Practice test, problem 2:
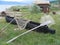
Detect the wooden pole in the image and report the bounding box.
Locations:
[6,21,51,44]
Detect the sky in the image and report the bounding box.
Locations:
[0,0,54,12]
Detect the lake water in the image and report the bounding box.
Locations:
[0,5,16,12]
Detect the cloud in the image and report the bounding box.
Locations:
[2,0,28,2]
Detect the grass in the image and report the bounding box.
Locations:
[0,13,60,45]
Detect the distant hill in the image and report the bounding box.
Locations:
[50,1,58,4]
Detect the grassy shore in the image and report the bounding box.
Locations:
[0,13,60,45]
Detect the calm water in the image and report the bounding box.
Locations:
[0,5,16,12]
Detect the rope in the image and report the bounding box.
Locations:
[6,21,51,43]
[0,18,14,33]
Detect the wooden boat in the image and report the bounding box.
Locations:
[5,16,17,24]
[5,16,55,34]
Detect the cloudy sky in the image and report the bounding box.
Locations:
[0,0,33,5]
[0,0,54,12]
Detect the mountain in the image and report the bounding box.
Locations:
[0,0,55,5]
[0,1,33,5]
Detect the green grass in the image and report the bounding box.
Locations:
[0,13,60,45]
